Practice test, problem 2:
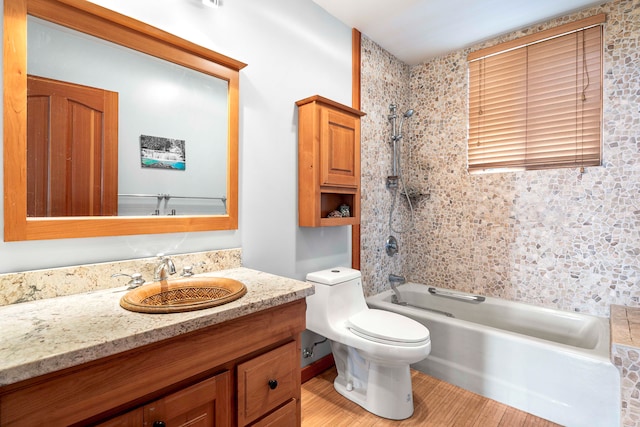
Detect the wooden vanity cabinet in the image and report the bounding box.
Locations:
[296,95,365,227]
[0,300,305,427]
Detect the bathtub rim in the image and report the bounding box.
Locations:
[366,282,612,360]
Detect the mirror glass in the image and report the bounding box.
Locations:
[27,17,228,217]
[4,0,244,241]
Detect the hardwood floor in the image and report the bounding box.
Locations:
[301,367,561,427]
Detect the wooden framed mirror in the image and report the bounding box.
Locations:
[3,0,246,241]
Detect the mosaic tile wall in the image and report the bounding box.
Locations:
[359,36,411,296]
[361,0,640,317]
[612,304,640,426]
[614,344,640,427]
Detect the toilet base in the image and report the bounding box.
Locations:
[332,347,415,420]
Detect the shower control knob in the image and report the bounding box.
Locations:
[268,379,278,390]
[385,235,399,256]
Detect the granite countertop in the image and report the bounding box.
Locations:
[0,267,313,387]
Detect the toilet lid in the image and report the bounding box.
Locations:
[347,309,430,345]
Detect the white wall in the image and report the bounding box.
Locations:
[0,0,354,276]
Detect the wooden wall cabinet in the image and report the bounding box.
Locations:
[296,95,365,227]
[0,300,305,427]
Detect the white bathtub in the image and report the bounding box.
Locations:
[366,283,620,427]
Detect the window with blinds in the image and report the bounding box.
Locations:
[467,14,604,173]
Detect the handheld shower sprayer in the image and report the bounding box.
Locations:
[389,105,414,142]
[397,109,414,141]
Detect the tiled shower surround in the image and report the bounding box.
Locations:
[360,0,640,424]
[360,0,640,317]
[359,36,411,296]
[613,305,640,426]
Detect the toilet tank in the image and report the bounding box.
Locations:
[306,267,361,286]
[305,267,368,338]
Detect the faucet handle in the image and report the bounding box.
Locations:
[181,266,194,277]
[111,272,146,289]
[129,273,145,286]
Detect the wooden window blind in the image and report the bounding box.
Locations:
[467,14,605,173]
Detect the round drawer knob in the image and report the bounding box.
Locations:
[268,379,278,390]
[152,422,166,427]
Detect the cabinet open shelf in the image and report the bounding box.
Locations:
[319,192,359,226]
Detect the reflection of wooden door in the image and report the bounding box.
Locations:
[27,75,118,217]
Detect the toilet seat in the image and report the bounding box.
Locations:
[347,309,430,347]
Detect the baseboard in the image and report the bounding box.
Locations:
[301,353,335,384]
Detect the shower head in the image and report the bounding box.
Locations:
[397,108,414,138]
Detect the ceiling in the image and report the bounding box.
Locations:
[312,0,605,65]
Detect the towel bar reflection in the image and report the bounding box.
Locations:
[118,194,227,216]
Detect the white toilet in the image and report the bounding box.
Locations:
[305,267,431,420]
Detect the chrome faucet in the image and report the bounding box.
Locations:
[154,256,176,281]
[389,274,407,305]
[389,273,406,285]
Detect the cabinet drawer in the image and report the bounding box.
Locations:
[237,341,297,425]
[250,399,297,427]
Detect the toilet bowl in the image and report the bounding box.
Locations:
[306,267,431,420]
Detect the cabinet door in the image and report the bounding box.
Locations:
[144,371,231,427]
[320,107,359,188]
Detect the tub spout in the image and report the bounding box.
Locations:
[389,274,407,305]
[389,274,406,285]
